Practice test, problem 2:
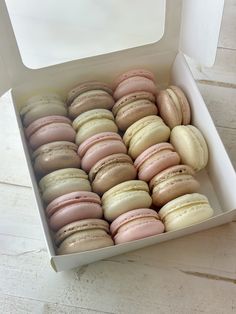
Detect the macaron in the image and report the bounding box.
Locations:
[56,219,114,255]
[159,193,214,232]
[170,125,209,171]
[112,91,158,131]
[78,132,127,172]
[102,180,152,222]
[157,86,191,129]
[39,168,91,204]
[113,69,157,100]
[110,208,165,244]
[68,89,115,119]
[113,69,156,89]
[67,81,113,105]
[45,191,103,231]
[89,153,137,195]
[134,143,181,182]
[20,93,67,127]
[25,116,76,150]
[123,115,170,159]
[32,141,80,176]
[72,109,118,145]
[149,164,200,207]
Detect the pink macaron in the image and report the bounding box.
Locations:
[113,69,156,89]
[110,208,165,244]
[45,191,103,231]
[25,116,76,150]
[134,143,181,182]
[78,132,127,172]
[113,69,158,101]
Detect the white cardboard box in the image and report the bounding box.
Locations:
[1,0,236,272]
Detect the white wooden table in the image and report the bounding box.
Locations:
[0,1,236,313]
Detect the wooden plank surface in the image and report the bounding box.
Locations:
[0,0,236,313]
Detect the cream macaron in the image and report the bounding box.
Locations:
[72,109,118,145]
[159,193,214,231]
[39,168,91,204]
[123,115,170,159]
[102,180,152,222]
[170,125,209,171]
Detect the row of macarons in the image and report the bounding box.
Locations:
[20,68,189,130]
[44,181,214,255]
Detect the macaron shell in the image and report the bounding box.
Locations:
[28,123,76,150]
[39,168,91,204]
[23,103,67,127]
[49,202,103,231]
[75,119,118,145]
[46,191,101,217]
[134,142,175,169]
[113,69,156,89]
[159,193,213,231]
[72,109,115,131]
[112,91,156,116]
[157,90,182,129]
[115,100,158,131]
[81,140,127,172]
[92,163,137,195]
[114,76,157,100]
[89,154,137,195]
[170,86,191,125]
[57,229,114,255]
[25,116,72,139]
[114,218,165,244]
[33,141,80,175]
[123,116,169,147]
[54,218,109,246]
[110,208,159,235]
[26,93,62,105]
[78,132,123,157]
[137,150,181,182]
[41,178,91,204]
[170,125,208,171]
[128,121,170,159]
[152,175,200,206]
[102,181,152,222]
[67,81,113,105]
[69,90,114,118]
[102,180,149,200]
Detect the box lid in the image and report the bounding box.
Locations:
[0,0,224,96]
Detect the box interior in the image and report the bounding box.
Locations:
[9,50,236,271]
[2,0,235,271]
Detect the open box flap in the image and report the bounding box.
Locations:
[180,0,224,66]
[0,0,28,97]
[0,0,224,96]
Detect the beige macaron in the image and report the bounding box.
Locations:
[89,153,137,195]
[157,86,191,129]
